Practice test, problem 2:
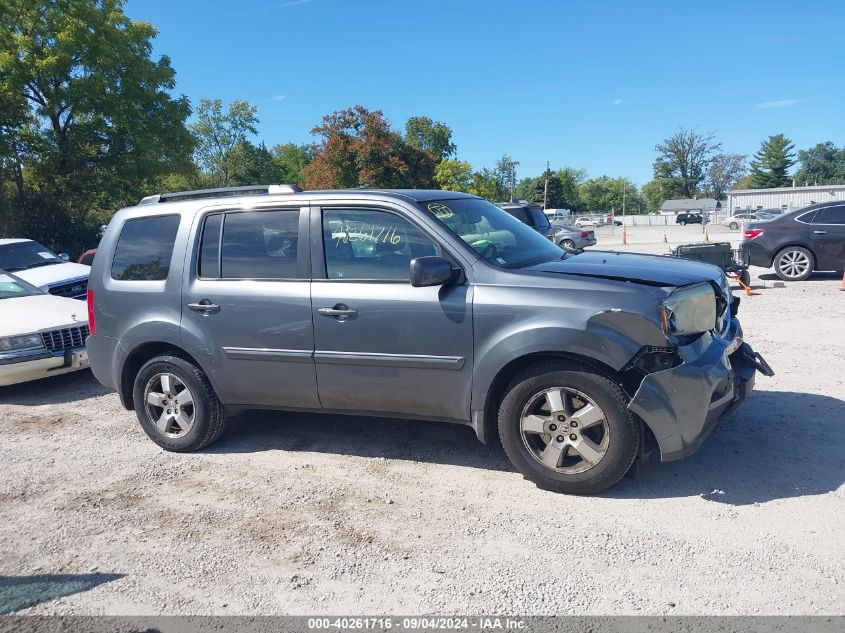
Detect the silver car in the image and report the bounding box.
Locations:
[87,185,771,494]
[551,223,597,249]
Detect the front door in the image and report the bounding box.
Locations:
[809,204,845,271]
[311,205,474,421]
[182,206,319,408]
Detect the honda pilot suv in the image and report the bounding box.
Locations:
[87,185,772,494]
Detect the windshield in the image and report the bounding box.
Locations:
[0,241,62,272]
[0,270,44,299]
[421,198,565,269]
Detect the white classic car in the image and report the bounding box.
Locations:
[0,239,90,300]
[0,270,90,387]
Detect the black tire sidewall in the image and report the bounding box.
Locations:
[133,356,214,451]
[775,246,814,281]
[498,367,639,494]
[729,222,738,230]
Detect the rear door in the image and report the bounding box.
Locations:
[809,204,845,270]
[181,205,319,408]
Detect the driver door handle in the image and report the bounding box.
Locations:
[187,300,220,314]
[813,230,828,234]
[318,304,358,320]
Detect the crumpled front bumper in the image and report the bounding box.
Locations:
[627,319,773,462]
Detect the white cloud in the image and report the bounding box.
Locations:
[757,99,799,109]
[612,98,622,106]
[271,94,287,101]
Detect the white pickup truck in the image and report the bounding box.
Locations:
[0,239,90,300]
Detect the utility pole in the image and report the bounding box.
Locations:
[622,180,627,216]
[543,161,549,209]
[510,161,516,202]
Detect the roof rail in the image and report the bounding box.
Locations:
[138,184,303,205]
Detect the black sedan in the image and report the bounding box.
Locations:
[741,202,845,281]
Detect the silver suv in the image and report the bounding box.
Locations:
[87,185,772,494]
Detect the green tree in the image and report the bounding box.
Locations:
[707,153,747,199]
[271,143,311,184]
[434,159,473,192]
[580,176,642,215]
[404,116,456,161]
[469,168,500,201]
[301,105,435,189]
[640,178,672,214]
[492,155,518,201]
[794,142,845,186]
[749,134,796,189]
[514,176,541,201]
[0,0,194,252]
[555,167,587,212]
[189,98,259,187]
[653,127,721,198]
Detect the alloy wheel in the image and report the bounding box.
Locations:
[520,387,610,475]
[778,250,811,279]
[143,373,196,438]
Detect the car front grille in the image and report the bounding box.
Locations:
[48,277,88,300]
[41,325,89,352]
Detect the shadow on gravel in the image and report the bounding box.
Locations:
[0,573,124,614]
[613,390,845,505]
[213,409,513,472]
[0,370,108,406]
[758,271,841,283]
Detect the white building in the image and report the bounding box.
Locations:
[727,184,845,213]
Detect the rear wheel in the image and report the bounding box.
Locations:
[774,246,814,281]
[133,353,227,451]
[498,362,640,495]
[729,222,739,230]
[679,220,686,226]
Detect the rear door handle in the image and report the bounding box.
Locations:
[813,230,828,235]
[318,304,358,320]
[187,300,220,314]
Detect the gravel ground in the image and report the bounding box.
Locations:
[1,234,844,616]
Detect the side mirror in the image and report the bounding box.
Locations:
[410,256,455,288]
[58,252,70,262]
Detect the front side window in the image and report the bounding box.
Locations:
[111,215,180,281]
[322,208,438,280]
[813,206,845,225]
[422,198,564,269]
[220,210,300,279]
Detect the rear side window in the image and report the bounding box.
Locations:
[220,210,300,279]
[529,209,551,228]
[813,206,845,225]
[111,215,180,281]
[198,214,223,277]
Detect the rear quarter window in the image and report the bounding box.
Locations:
[111,215,181,281]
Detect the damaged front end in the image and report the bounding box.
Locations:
[626,278,774,462]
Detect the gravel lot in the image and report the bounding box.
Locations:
[1,227,844,616]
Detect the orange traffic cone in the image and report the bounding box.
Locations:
[622,225,627,245]
[662,232,668,243]
[840,271,845,291]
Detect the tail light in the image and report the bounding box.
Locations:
[744,229,764,240]
[580,231,589,238]
[87,290,96,335]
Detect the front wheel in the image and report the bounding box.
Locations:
[729,222,738,230]
[560,239,575,249]
[774,246,814,281]
[498,362,640,495]
[679,221,686,226]
[133,353,227,451]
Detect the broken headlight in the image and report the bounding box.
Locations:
[660,283,717,342]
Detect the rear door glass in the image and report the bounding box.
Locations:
[220,210,300,279]
[111,215,180,281]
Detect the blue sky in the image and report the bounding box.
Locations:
[125,0,844,185]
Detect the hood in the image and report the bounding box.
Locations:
[13,262,90,289]
[0,294,88,337]
[524,250,722,287]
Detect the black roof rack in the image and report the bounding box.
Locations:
[138,184,302,205]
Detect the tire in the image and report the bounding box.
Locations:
[560,239,575,249]
[132,352,227,452]
[738,268,751,287]
[729,222,738,230]
[774,246,814,282]
[680,221,686,226]
[498,361,640,495]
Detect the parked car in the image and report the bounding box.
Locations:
[551,223,597,249]
[741,202,845,281]
[675,213,703,225]
[721,212,773,230]
[0,269,89,386]
[0,239,90,299]
[87,185,771,495]
[573,217,599,228]
[496,203,555,240]
[77,249,97,266]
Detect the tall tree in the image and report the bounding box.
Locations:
[404,116,456,161]
[749,134,796,189]
[0,0,194,252]
[580,176,642,214]
[301,105,435,189]
[793,142,845,186]
[530,170,565,208]
[707,153,747,199]
[189,98,259,187]
[434,159,473,192]
[555,167,587,212]
[653,127,721,198]
[271,143,312,184]
[492,155,518,201]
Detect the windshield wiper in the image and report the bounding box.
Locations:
[22,260,61,270]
